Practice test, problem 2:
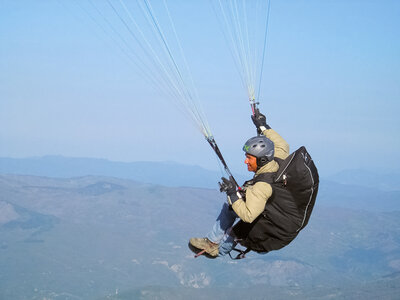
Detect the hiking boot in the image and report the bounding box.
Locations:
[189,237,219,257]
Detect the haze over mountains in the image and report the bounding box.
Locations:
[1,156,400,213]
[1,155,400,192]
[0,156,399,299]
[0,156,241,189]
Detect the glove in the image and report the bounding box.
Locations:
[219,176,241,205]
[251,108,271,134]
[219,176,236,194]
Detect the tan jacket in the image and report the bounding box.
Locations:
[232,129,289,223]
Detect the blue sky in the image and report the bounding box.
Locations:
[1,0,399,176]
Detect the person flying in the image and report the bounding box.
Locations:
[189,110,289,257]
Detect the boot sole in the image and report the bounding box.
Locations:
[188,242,218,259]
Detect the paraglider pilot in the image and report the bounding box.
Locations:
[189,110,289,257]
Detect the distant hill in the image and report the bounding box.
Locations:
[0,174,399,299]
[0,156,247,189]
[318,180,400,212]
[327,169,400,192]
[1,156,399,212]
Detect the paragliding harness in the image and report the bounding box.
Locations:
[229,146,319,260]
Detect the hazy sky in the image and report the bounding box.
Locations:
[1,0,399,176]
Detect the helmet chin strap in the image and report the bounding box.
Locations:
[256,156,271,170]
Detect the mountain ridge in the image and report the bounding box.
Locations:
[0,155,246,189]
[1,155,399,213]
[2,155,400,191]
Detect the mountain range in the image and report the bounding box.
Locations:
[1,155,400,191]
[1,155,399,214]
[0,156,245,189]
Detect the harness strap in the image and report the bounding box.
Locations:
[229,247,251,260]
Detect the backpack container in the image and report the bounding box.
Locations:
[233,146,319,253]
